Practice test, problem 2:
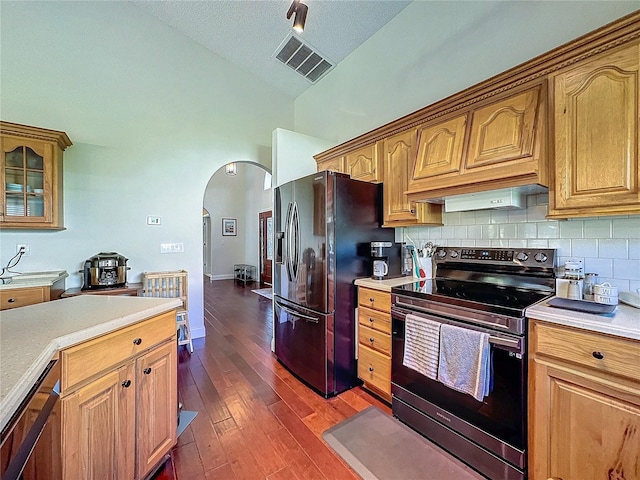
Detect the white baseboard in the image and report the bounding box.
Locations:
[208,274,234,281]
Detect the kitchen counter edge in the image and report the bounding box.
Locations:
[354,276,421,292]
[526,296,640,341]
[0,295,182,432]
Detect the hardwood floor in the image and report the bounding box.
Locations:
[153,278,391,480]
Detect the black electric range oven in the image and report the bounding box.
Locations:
[391,247,556,480]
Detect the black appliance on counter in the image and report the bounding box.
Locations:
[273,171,395,397]
[391,247,556,480]
[82,252,129,290]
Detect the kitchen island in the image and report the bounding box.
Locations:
[0,295,182,479]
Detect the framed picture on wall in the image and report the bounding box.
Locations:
[222,218,237,236]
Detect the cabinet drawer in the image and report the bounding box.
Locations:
[61,311,176,393]
[358,287,391,313]
[358,306,391,334]
[0,287,45,310]
[533,322,640,381]
[358,324,391,356]
[358,344,391,395]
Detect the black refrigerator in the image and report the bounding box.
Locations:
[273,171,395,397]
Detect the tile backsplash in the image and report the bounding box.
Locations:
[405,193,640,294]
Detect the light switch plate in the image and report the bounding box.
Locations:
[147,216,161,225]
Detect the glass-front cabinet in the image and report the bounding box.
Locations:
[1,122,71,229]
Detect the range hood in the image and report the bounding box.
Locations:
[444,187,526,213]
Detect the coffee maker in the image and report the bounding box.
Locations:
[370,242,392,279]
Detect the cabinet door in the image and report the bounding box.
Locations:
[345,142,381,182]
[316,156,345,173]
[550,42,640,217]
[135,341,177,478]
[383,130,418,224]
[1,137,53,225]
[413,114,467,179]
[62,363,135,480]
[466,88,539,169]
[531,361,640,480]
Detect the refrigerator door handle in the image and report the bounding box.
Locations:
[275,300,319,323]
[291,201,300,281]
[285,201,294,282]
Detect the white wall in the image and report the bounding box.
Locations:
[272,128,334,187]
[0,2,294,339]
[295,1,639,144]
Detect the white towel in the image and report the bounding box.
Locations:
[403,314,441,380]
[437,324,491,402]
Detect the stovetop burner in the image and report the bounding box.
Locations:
[394,278,553,318]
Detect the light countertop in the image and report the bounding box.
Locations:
[526,297,640,341]
[0,295,182,432]
[354,276,422,292]
[0,270,68,290]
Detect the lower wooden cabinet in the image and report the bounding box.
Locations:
[528,320,640,480]
[60,312,177,480]
[357,287,392,402]
[0,277,65,310]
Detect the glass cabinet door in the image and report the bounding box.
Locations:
[2,142,49,221]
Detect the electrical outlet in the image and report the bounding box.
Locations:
[16,244,30,256]
[160,243,184,254]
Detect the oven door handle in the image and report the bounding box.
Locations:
[393,300,512,332]
[392,304,523,353]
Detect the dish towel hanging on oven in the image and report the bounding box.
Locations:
[437,324,491,401]
[403,313,441,380]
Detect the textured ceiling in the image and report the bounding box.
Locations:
[132,0,411,99]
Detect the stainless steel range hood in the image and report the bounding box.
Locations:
[444,187,527,213]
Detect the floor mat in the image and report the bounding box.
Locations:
[251,287,273,300]
[322,406,485,480]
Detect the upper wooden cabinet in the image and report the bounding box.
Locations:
[547,41,640,218]
[0,121,71,229]
[383,130,442,227]
[344,142,382,183]
[316,156,345,174]
[407,84,546,199]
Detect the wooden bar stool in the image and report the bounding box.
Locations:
[140,270,193,353]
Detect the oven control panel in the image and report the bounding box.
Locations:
[434,247,555,268]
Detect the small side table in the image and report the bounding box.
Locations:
[233,264,256,286]
[61,283,142,298]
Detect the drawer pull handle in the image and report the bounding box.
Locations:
[592,351,604,360]
[369,318,374,323]
[368,366,374,372]
[369,297,374,302]
[369,337,375,343]
[143,367,152,375]
[133,338,142,345]
[7,298,16,303]
[122,380,132,388]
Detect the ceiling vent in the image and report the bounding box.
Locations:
[274,33,334,83]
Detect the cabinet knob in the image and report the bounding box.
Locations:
[369,337,375,343]
[369,317,374,323]
[592,351,604,360]
[121,380,132,388]
[143,367,152,375]
[133,338,142,345]
[369,297,374,303]
[7,298,16,303]
[368,366,374,372]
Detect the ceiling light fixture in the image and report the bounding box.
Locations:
[225,162,237,176]
[287,0,308,33]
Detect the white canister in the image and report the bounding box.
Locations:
[594,294,619,305]
[556,279,583,299]
[593,282,619,297]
